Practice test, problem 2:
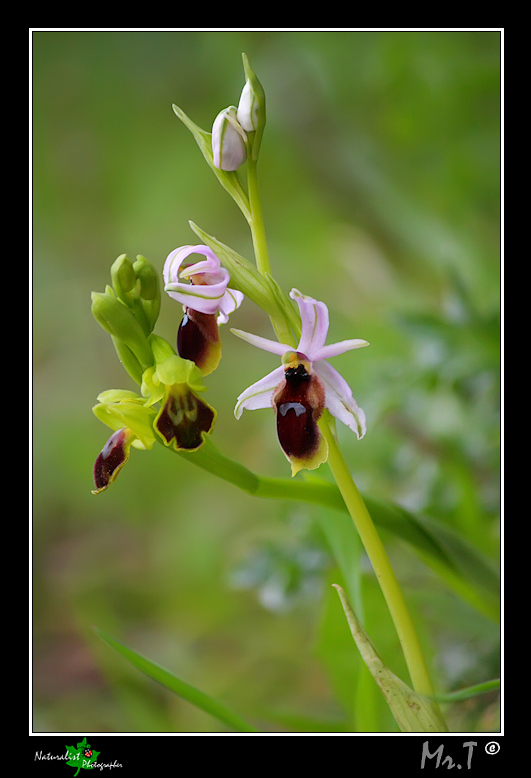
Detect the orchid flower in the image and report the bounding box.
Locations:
[232,289,369,476]
[91,389,157,494]
[163,245,244,376]
[142,348,216,454]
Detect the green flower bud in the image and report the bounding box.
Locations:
[91,290,154,370]
[107,254,161,336]
[111,254,136,302]
[133,255,159,300]
[133,255,161,333]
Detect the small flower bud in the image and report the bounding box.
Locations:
[133,255,161,333]
[212,106,247,171]
[110,254,136,301]
[133,255,159,301]
[239,53,266,160]
[237,80,259,132]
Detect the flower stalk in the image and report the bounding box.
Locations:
[319,413,440,705]
[247,156,271,279]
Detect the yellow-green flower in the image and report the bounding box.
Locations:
[142,347,216,453]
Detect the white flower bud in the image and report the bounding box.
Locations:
[237,79,259,132]
[212,106,247,171]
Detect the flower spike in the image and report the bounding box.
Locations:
[233,289,369,475]
[163,245,244,376]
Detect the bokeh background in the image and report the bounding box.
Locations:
[32,30,501,733]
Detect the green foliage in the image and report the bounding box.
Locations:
[33,30,500,733]
[94,629,257,732]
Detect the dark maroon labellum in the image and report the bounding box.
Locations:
[177,309,220,367]
[156,389,215,450]
[275,364,321,460]
[93,429,129,492]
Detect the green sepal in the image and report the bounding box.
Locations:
[141,352,206,408]
[111,336,144,386]
[96,389,142,403]
[172,104,251,222]
[148,333,177,364]
[141,335,205,404]
[93,390,157,450]
[140,366,165,406]
[157,355,206,394]
[147,334,207,393]
[91,290,154,370]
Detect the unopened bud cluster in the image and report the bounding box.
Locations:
[211,55,266,171]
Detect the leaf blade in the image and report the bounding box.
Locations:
[333,584,448,732]
[94,628,257,733]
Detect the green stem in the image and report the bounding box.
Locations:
[247,158,271,278]
[320,416,438,701]
[246,158,295,348]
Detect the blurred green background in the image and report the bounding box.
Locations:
[32,30,501,733]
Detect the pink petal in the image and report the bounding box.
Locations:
[217,288,245,324]
[165,277,229,315]
[312,338,370,361]
[231,328,291,356]
[163,245,220,287]
[313,361,367,439]
[289,289,329,357]
[234,366,285,419]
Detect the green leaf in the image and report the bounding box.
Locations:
[431,678,500,703]
[188,221,297,346]
[333,584,448,732]
[94,628,257,733]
